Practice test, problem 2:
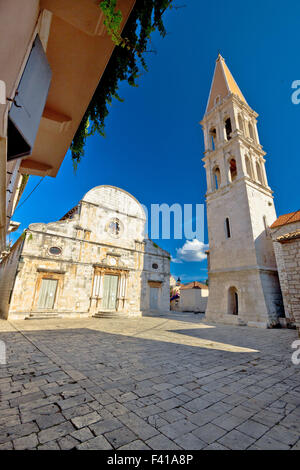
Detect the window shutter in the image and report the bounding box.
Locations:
[7,34,52,160]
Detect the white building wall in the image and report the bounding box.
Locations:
[271,220,300,324]
[178,289,208,313]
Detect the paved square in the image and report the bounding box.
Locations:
[0,312,299,450]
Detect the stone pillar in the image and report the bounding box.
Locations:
[218,153,227,187]
[251,153,258,181]
[203,123,210,151]
[204,162,212,193]
[239,148,248,177]
[217,111,226,143]
[90,271,102,313]
[234,143,245,178]
[231,106,239,136]
[116,274,123,311]
[122,274,128,312]
[253,119,260,145]
[261,159,269,187]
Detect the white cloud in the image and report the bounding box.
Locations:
[171,256,183,264]
[173,239,209,263]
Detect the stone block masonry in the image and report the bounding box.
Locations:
[0,313,299,450]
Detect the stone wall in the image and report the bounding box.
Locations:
[271,221,300,331]
[206,268,283,327]
[0,238,23,319]
[279,239,300,331]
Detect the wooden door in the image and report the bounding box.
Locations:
[102,275,118,310]
[150,287,159,310]
[37,279,58,309]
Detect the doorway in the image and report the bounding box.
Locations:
[37,279,58,309]
[228,286,239,315]
[102,274,119,310]
[150,287,159,310]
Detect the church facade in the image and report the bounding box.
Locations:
[201,55,284,328]
[0,186,170,320]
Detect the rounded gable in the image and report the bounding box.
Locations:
[81,185,146,220]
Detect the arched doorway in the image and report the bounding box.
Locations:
[228,286,239,315]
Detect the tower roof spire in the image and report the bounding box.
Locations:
[205,55,247,114]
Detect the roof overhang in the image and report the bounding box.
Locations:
[20,0,135,177]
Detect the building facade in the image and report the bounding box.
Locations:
[201,55,284,328]
[171,281,208,313]
[271,211,300,333]
[0,185,170,320]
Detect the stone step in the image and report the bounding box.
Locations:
[93,311,124,319]
[25,314,62,320]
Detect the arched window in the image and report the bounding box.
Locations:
[229,158,237,181]
[213,166,221,190]
[225,217,231,238]
[225,118,232,140]
[228,286,238,315]
[238,114,244,133]
[214,95,221,106]
[245,155,253,178]
[209,127,217,151]
[248,122,255,140]
[256,162,263,185]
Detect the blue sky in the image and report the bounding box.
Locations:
[10,0,300,283]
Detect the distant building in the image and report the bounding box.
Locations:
[171,281,208,313]
[0,186,170,320]
[170,275,177,288]
[170,277,181,309]
[271,211,300,333]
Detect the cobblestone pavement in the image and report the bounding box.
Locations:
[0,312,299,450]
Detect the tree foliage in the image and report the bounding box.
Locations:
[70,0,173,168]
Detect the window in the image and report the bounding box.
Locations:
[228,286,239,315]
[213,167,221,190]
[214,95,221,106]
[248,122,255,140]
[225,218,231,238]
[256,162,263,185]
[209,127,217,150]
[229,158,237,181]
[225,118,232,140]
[7,35,52,161]
[152,263,158,269]
[49,247,62,256]
[106,218,123,237]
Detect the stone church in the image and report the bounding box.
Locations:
[0,185,170,320]
[201,55,284,328]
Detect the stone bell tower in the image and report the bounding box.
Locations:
[200,55,283,327]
